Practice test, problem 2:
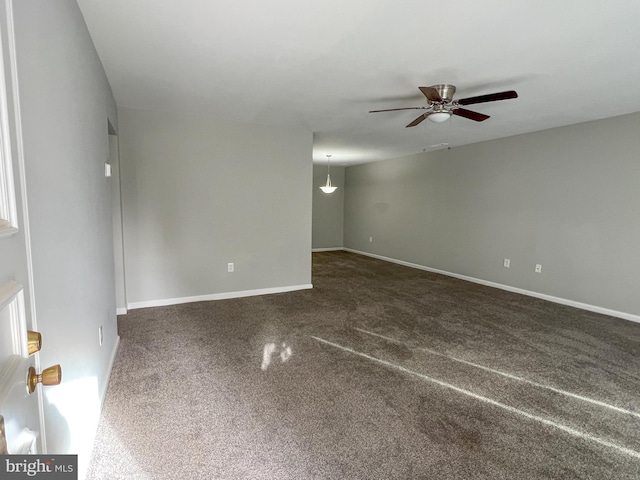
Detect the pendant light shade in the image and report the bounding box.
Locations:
[320,155,337,194]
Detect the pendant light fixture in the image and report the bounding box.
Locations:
[319,154,337,194]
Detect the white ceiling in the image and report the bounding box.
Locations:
[77,0,640,166]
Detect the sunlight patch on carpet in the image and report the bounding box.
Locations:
[311,335,640,461]
[354,327,640,420]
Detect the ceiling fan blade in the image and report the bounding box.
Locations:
[457,90,518,105]
[452,108,490,122]
[419,86,442,102]
[406,114,427,128]
[369,107,425,113]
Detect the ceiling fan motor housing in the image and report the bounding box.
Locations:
[432,84,456,103]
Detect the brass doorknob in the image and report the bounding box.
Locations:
[27,331,42,355]
[26,364,62,395]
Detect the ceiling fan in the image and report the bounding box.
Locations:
[369,84,518,127]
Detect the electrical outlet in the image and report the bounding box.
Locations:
[228,262,234,273]
[369,236,373,243]
[98,325,103,346]
[535,264,542,273]
[503,258,510,268]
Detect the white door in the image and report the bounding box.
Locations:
[0,0,48,455]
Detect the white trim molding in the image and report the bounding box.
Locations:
[0,2,17,239]
[343,248,640,324]
[0,281,25,407]
[100,335,120,407]
[127,284,313,311]
[0,281,26,358]
[312,247,343,252]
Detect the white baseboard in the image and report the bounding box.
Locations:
[127,284,313,311]
[343,248,640,324]
[116,308,127,316]
[312,247,344,252]
[100,334,120,407]
[80,335,119,480]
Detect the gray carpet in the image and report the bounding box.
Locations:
[87,251,640,479]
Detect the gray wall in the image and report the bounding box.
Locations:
[118,107,312,306]
[344,112,640,318]
[312,164,344,249]
[13,0,119,468]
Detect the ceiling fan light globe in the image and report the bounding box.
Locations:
[428,112,451,123]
